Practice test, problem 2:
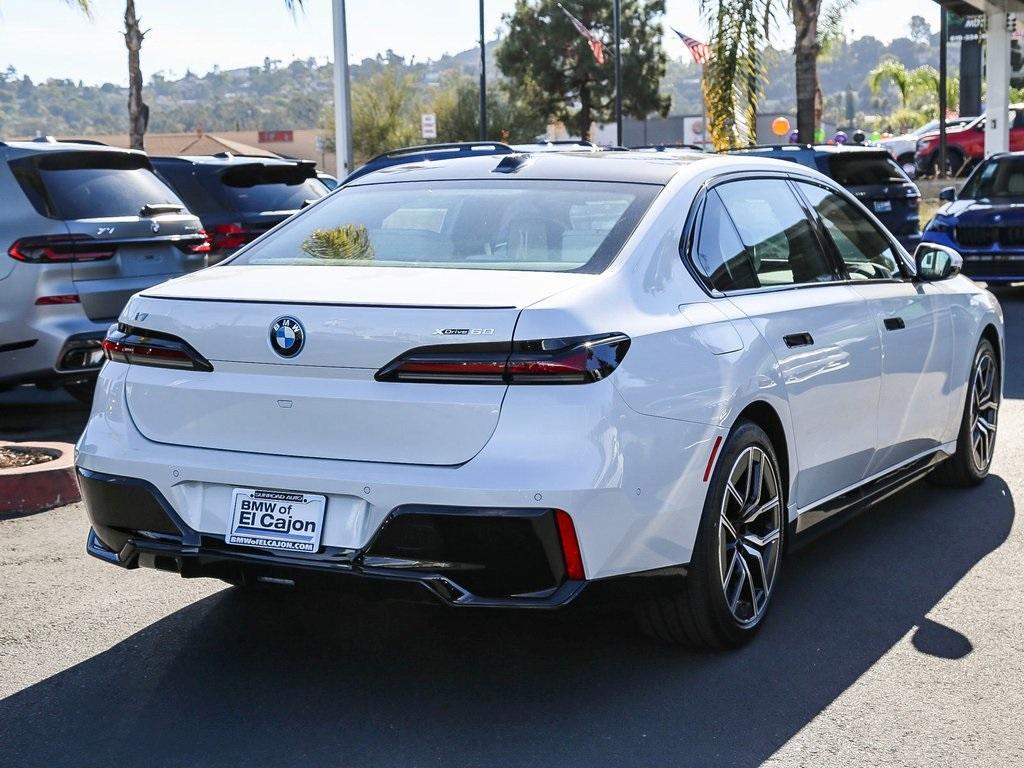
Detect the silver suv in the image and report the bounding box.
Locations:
[0,139,207,401]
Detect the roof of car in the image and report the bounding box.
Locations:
[730,143,890,157]
[0,138,146,157]
[149,153,310,166]
[346,149,725,186]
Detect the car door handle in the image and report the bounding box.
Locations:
[783,332,814,348]
[884,317,906,331]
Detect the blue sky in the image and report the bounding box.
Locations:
[0,0,941,86]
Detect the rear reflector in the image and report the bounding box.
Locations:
[102,324,213,372]
[35,294,80,305]
[9,235,115,263]
[376,333,630,385]
[555,510,585,581]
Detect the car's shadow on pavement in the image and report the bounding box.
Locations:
[0,476,1014,768]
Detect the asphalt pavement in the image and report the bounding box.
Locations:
[2,288,1024,767]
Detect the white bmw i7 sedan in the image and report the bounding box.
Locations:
[76,149,1003,648]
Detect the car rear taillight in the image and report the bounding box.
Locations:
[102,324,213,372]
[187,231,211,254]
[210,223,256,251]
[375,333,630,385]
[555,509,585,580]
[35,294,80,305]
[8,235,115,263]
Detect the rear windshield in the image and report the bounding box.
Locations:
[960,156,1024,199]
[229,180,660,274]
[217,164,326,212]
[828,155,908,186]
[10,151,184,220]
[154,162,225,214]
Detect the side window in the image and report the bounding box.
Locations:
[693,190,758,291]
[797,183,902,280]
[715,179,836,287]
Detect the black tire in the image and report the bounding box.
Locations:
[635,421,785,649]
[62,380,96,406]
[929,338,999,488]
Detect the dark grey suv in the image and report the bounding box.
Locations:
[0,139,207,400]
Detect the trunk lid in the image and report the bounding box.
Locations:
[69,214,206,321]
[123,266,590,465]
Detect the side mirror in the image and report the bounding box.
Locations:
[938,186,957,202]
[914,242,963,281]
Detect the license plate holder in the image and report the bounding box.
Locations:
[873,200,893,213]
[226,488,326,553]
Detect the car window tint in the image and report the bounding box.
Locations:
[218,163,327,213]
[797,183,902,280]
[715,179,835,287]
[960,156,1024,199]
[155,163,225,214]
[229,180,659,274]
[11,152,184,220]
[827,155,908,186]
[693,190,758,291]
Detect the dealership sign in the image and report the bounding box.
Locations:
[946,11,985,44]
[258,130,294,143]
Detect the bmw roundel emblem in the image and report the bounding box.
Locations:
[270,316,305,358]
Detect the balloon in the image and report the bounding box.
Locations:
[814,128,826,143]
[789,130,800,144]
[772,116,791,137]
[833,131,848,145]
[870,131,882,141]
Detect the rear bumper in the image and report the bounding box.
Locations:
[77,360,720,582]
[0,318,106,390]
[81,467,587,608]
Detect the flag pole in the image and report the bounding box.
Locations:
[700,63,707,150]
[479,0,487,140]
[613,0,623,146]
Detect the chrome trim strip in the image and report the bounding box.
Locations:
[796,441,957,517]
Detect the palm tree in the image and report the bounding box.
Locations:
[869,58,911,108]
[122,0,306,151]
[700,0,855,149]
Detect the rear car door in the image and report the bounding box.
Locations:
[14,151,207,321]
[794,180,955,474]
[692,178,882,509]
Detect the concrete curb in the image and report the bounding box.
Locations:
[0,441,80,517]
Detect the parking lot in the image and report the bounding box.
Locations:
[0,290,1019,768]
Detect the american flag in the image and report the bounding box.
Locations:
[672,28,711,65]
[558,3,606,65]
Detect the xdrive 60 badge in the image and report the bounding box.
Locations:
[270,316,305,358]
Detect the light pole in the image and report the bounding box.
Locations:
[332,0,353,177]
[613,0,622,146]
[479,0,487,140]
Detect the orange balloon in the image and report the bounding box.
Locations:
[772,116,791,137]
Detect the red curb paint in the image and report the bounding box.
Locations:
[0,442,80,516]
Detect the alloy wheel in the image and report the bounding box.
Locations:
[970,351,999,472]
[717,446,783,626]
